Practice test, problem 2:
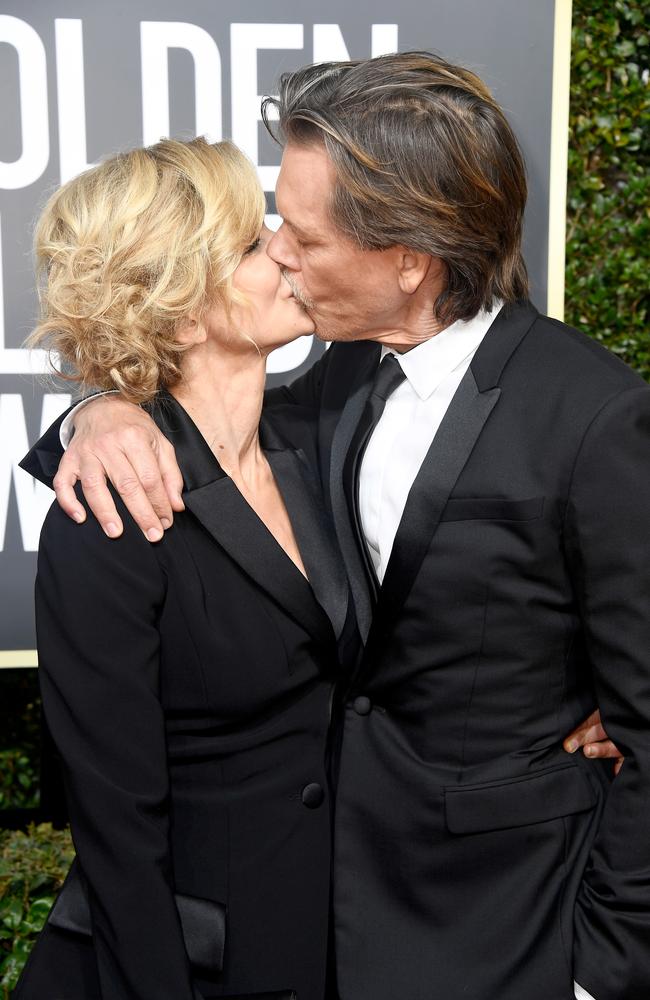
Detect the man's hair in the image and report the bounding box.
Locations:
[262,51,529,325]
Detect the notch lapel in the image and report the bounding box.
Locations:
[328,342,382,644]
[372,300,539,633]
[374,367,500,628]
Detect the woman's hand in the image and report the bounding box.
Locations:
[55,395,185,540]
[563,709,624,775]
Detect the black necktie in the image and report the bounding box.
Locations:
[343,354,407,599]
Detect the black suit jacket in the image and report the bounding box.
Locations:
[16,393,350,1000]
[267,301,650,1000]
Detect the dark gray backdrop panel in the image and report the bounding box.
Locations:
[0,0,559,652]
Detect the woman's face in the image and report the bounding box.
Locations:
[209,225,316,353]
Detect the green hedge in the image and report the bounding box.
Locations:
[0,825,74,997]
[565,0,649,379]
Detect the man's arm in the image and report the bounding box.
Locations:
[564,384,650,999]
[20,393,184,540]
[21,349,334,539]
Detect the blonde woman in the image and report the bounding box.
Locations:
[14,137,348,1000]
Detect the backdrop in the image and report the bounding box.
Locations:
[0,0,572,660]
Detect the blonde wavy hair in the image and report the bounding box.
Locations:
[30,137,266,403]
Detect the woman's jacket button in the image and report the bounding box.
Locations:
[301,782,325,809]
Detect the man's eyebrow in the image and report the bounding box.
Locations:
[283,218,311,240]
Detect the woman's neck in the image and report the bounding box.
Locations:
[170,340,268,486]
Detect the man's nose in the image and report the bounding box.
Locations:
[266,226,299,270]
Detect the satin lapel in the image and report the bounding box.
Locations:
[264,444,349,640]
[328,342,382,644]
[183,478,334,646]
[375,367,501,627]
[150,392,334,647]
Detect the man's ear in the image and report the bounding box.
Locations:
[396,249,443,295]
[175,313,207,345]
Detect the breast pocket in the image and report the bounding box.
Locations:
[441,496,545,522]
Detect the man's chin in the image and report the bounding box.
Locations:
[313,324,358,343]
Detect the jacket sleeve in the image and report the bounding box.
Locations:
[36,490,197,1000]
[19,400,78,488]
[264,342,333,409]
[564,384,650,1000]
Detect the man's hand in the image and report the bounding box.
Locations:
[54,395,184,540]
[564,709,624,775]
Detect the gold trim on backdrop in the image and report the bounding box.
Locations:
[546,0,573,320]
[0,650,38,669]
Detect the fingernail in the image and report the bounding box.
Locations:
[584,745,595,757]
[566,740,578,753]
[73,510,86,523]
[160,518,172,530]
[105,522,119,538]
[146,527,163,542]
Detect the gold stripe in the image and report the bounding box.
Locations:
[547,0,573,320]
[0,649,38,669]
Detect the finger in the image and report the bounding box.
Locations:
[77,456,124,538]
[97,450,166,541]
[583,739,622,760]
[159,438,185,513]
[126,441,175,529]
[563,710,602,752]
[53,461,86,525]
[570,722,608,751]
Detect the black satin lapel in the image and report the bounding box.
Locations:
[328,344,382,644]
[376,368,501,626]
[147,392,333,644]
[265,448,349,640]
[184,477,334,647]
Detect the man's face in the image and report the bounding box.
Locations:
[267,142,410,343]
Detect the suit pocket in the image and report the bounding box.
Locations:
[444,762,597,834]
[440,496,545,522]
[48,861,226,973]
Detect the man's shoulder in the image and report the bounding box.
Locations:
[525,312,646,394]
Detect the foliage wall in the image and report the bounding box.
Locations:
[565,0,649,379]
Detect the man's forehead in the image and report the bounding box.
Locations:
[276,142,334,218]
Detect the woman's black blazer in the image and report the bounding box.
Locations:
[14,392,350,1000]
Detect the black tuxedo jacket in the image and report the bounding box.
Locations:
[16,393,350,1000]
[267,301,650,1000]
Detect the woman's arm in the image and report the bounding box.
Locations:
[36,489,197,1000]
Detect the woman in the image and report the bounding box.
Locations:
[14,137,350,1000]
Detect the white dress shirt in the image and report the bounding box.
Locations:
[356,300,596,1000]
[358,300,501,583]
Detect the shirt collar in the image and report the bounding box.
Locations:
[381,299,504,401]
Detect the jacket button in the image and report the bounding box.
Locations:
[352,695,372,715]
[301,782,325,809]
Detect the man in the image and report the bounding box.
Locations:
[23,53,646,1000]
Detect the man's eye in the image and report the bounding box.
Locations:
[244,238,260,255]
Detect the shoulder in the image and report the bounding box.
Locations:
[39,483,165,586]
[525,313,646,395]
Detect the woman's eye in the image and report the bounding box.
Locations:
[244,238,260,255]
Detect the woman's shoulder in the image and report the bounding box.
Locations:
[39,482,165,576]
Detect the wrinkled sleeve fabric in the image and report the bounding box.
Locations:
[564,385,650,1000]
[19,398,87,488]
[36,490,197,1000]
